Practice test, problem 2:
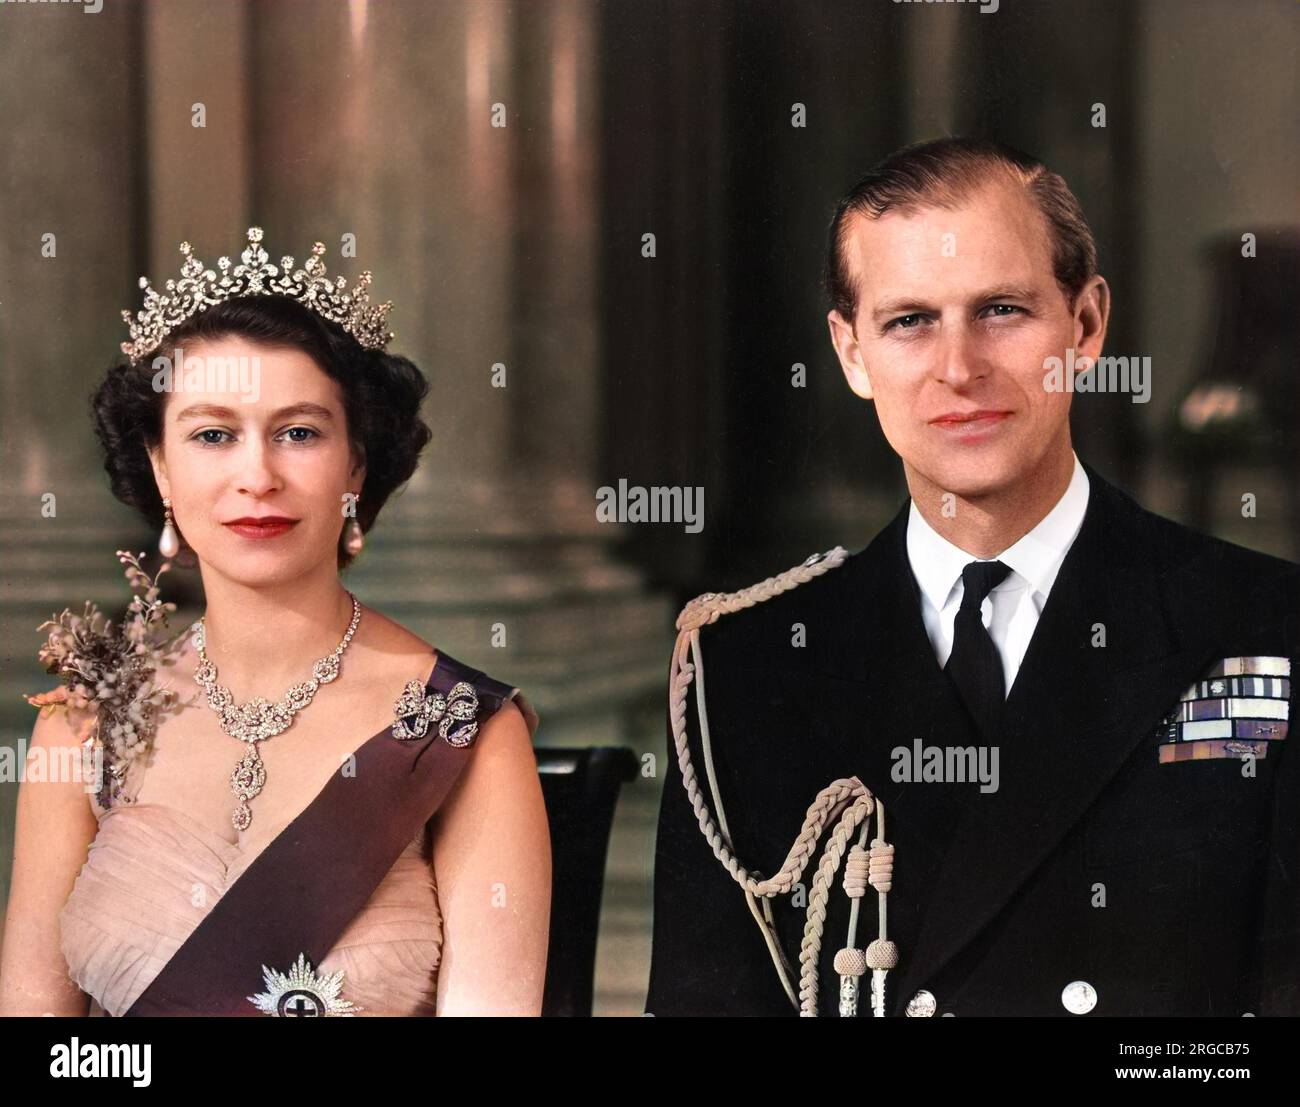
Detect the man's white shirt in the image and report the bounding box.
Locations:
[905,452,1090,698]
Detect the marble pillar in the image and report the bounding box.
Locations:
[1,1,671,772]
[246,0,671,743]
[0,0,155,905]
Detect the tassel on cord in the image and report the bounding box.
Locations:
[841,834,898,1016]
[669,548,897,1016]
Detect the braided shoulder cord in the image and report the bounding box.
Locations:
[668,547,897,1016]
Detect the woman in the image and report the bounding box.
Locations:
[0,228,550,1016]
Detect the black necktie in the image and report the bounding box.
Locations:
[944,560,1012,741]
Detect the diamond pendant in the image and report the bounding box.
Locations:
[222,697,293,743]
[230,744,267,831]
[191,593,363,834]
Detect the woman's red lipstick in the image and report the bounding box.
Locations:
[223,516,299,540]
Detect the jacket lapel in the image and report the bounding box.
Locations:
[889,466,1229,1010]
[805,505,985,1007]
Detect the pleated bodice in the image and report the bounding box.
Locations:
[60,800,443,1016]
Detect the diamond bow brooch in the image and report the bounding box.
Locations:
[392,679,480,748]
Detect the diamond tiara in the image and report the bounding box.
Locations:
[119,226,395,362]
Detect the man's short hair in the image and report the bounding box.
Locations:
[824,136,1099,326]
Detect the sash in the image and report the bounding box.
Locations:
[124,652,518,1016]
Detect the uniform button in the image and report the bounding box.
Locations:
[905,989,937,1017]
[1061,980,1098,1014]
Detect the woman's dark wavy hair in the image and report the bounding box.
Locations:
[90,294,432,570]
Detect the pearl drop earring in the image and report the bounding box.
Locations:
[159,498,180,558]
[344,495,364,557]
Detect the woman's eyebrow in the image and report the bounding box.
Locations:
[173,402,335,423]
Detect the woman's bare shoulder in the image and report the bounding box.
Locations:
[354,603,438,671]
[361,605,436,649]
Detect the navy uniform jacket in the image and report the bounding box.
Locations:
[645,463,1299,1016]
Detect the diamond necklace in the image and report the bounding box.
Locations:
[191,592,363,831]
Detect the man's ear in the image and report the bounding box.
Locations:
[827,308,873,401]
[1072,274,1110,366]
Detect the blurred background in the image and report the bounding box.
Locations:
[1,0,1296,1014]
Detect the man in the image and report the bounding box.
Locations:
[645,137,1298,1016]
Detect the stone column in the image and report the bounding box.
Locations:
[234,0,670,743]
[0,0,670,915]
[0,0,154,904]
